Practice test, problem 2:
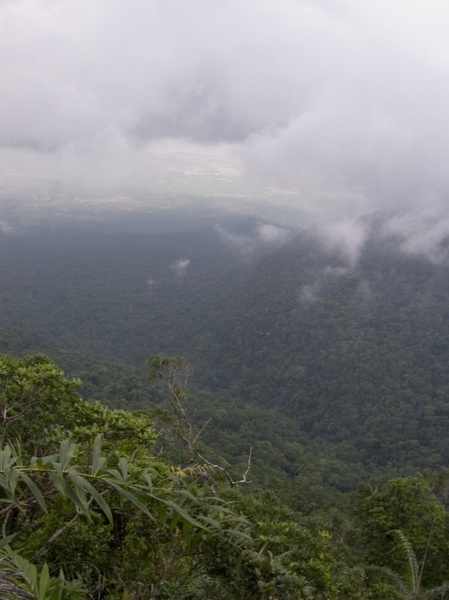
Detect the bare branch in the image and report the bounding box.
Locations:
[148,355,211,461]
[198,447,252,487]
[191,417,212,448]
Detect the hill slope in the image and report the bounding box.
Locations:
[2,215,449,472]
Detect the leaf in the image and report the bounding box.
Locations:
[17,472,48,514]
[67,469,89,516]
[142,473,153,492]
[58,439,76,471]
[118,457,129,481]
[49,464,67,497]
[90,434,106,476]
[182,519,192,549]
[157,497,205,530]
[38,563,50,600]
[78,478,113,524]
[14,553,37,589]
[105,480,155,521]
[392,529,420,595]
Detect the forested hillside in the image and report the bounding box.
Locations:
[3,214,449,597]
[2,215,449,475]
[1,353,449,599]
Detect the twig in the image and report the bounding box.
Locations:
[198,447,252,487]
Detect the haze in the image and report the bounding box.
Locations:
[2,0,449,225]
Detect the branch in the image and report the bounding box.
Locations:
[148,356,211,460]
[198,447,252,487]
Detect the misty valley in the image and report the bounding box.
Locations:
[2,212,449,598]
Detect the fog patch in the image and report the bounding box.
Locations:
[214,224,256,255]
[299,282,321,304]
[0,220,14,234]
[356,280,373,301]
[256,223,291,245]
[299,265,351,304]
[382,210,449,263]
[214,221,292,255]
[323,266,350,277]
[171,258,191,277]
[314,217,368,267]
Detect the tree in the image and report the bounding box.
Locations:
[0,353,328,599]
[354,475,449,587]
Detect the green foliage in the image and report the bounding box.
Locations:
[6,222,449,477]
[2,352,368,599]
[0,353,157,460]
[217,488,366,600]
[0,538,86,600]
[0,431,259,597]
[364,532,449,600]
[354,475,449,587]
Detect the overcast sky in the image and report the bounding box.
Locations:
[2,0,449,221]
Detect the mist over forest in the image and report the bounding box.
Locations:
[4,0,449,597]
[3,208,449,475]
[3,206,449,596]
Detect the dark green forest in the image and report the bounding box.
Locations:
[2,214,449,597]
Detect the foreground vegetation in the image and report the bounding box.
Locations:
[1,353,449,599]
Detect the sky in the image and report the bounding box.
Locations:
[2,0,449,224]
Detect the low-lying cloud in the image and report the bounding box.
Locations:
[171,258,191,277]
[314,218,368,267]
[382,210,449,263]
[214,222,292,255]
[310,207,449,268]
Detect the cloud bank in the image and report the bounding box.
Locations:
[2,1,449,216]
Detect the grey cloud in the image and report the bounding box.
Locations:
[3,0,449,218]
[1,0,311,150]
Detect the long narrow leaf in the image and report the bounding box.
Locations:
[105,480,155,521]
[90,435,106,476]
[67,469,90,517]
[38,563,50,600]
[157,497,205,530]
[49,465,67,497]
[58,440,76,471]
[118,458,129,481]
[78,478,112,523]
[17,472,48,514]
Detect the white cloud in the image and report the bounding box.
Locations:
[3,1,449,218]
[315,218,368,267]
[382,210,449,263]
[256,223,290,245]
[171,258,191,277]
[214,221,292,254]
[214,224,256,255]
